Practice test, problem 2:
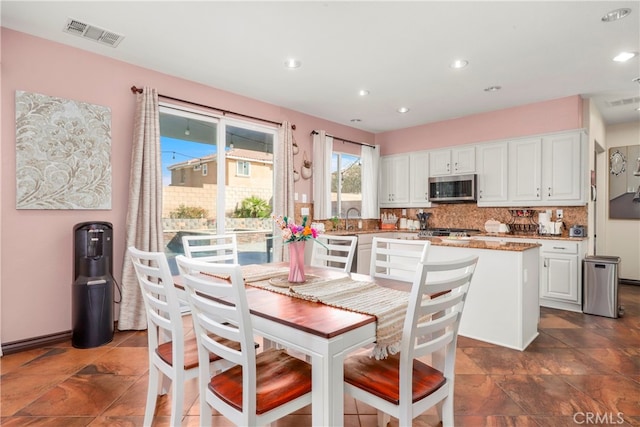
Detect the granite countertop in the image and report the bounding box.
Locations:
[476,232,587,241]
[398,236,540,252]
[323,230,540,251]
[324,229,586,241]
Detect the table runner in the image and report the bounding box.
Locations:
[238,265,410,359]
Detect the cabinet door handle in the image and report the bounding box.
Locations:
[552,246,566,250]
[548,187,552,197]
[543,258,548,267]
[536,187,540,198]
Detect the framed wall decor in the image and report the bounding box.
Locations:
[608,145,640,220]
[15,90,112,209]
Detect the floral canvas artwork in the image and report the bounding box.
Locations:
[15,90,112,209]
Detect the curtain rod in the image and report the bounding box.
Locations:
[130,86,295,129]
[310,130,375,149]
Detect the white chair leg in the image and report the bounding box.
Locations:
[200,395,213,427]
[160,372,171,395]
[144,367,160,427]
[441,395,455,427]
[377,410,391,427]
[170,372,184,427]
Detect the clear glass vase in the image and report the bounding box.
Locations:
[288,240,306,283]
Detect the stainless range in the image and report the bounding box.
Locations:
[417,228,481,238]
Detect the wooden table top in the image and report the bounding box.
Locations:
[175,263,404,339]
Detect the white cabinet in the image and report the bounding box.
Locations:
[429,146,475,176]
[409,151,431,206]
[540,241,580,306]
[380,155,410,207]
[476,142,508,204]
[380,152,430,208]
[480,130,586,207]
[508,137,543,202]
[542,132,584,203]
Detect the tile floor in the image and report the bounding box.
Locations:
[1,284,639,426]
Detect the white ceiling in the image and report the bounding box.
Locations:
[2,1,640,133]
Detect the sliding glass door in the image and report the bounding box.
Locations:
[159,106,276,271]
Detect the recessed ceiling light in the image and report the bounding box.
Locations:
[397,107,410,114]
[358,89,370,96]
[601,8,632,22]
[613,52,638,62]
[284,58,301,69]
[484,86,502,92]
[450,59,469,69]
[350,118,362,122]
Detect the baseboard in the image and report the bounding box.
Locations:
[621,278,640,286]
[1,330,72,356]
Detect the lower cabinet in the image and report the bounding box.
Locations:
[539,241,580,311]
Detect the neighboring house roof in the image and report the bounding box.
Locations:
[167,148,273,170]
[226,148,273,164]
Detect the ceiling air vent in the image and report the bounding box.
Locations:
[63,18,124,47]
[606,96,640,108]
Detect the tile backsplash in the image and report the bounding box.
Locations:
[381,205,587,233]
[296,203,587,234]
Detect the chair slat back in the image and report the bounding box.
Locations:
[182,234,239,264]
[175,256,254,369]
[310,234,357,272]
[401,254,479,378]
[370,237,430,282]
[128,247,184,350]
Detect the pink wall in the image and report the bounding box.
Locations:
[375,96,584,155]
[1,29,374,343]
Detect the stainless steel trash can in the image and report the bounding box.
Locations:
[583,255,623,318]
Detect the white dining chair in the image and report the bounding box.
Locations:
[310,234,358,273]
[175,255,313,426]
[182,234,238,264]
[128,246,235,427]
[344,253,479,427]
[370,237,431,282]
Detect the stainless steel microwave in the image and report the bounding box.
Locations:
[428,174,477,203]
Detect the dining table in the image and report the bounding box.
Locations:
[175,262,412,427]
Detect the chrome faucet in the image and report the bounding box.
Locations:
[345,207,361,230]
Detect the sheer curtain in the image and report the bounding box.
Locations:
[361,144,380,218]
[273,121,296,261]
[312,130,333,219]
[118,87,163,330]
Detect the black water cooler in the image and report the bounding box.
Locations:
[72,222,114,348]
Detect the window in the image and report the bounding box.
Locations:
[237,161,250,176]
[331,153,362,217]
[159,106,276,271]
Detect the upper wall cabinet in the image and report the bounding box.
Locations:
[480,130,587,207]
[508,137,543,202]
[380,152,431,208]
[409,151,431,207]
[429,146,475,176]
[477,142,508,204]
[542,132,585,203]
[379,154,410,207]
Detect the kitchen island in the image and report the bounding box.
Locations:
[421,239,540,351]
[325,230,541,350]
